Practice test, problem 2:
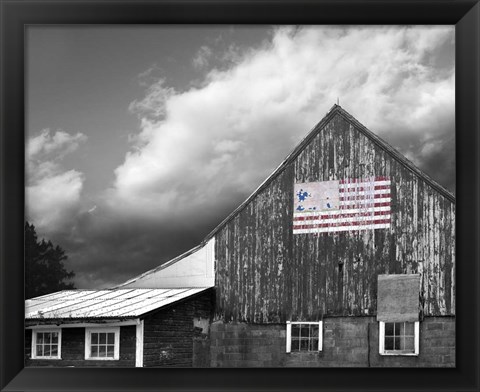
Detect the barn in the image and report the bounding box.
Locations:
[25,104,455,367]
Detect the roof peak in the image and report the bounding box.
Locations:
[202,104,454,240]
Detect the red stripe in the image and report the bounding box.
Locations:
[339,193,391,201]
[293,210,390,222]
[339,184,390,193]
[293,218,391,230]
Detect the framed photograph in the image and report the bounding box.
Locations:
[1,1,479,391]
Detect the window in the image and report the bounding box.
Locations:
[286,321,322,353]
[31,329,61,359]
[377,274,421,356]
[85,327,120,360]
[379,321,419,355]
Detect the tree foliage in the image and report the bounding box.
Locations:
[25,222,75,299]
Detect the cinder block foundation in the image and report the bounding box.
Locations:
[206,316,455,367]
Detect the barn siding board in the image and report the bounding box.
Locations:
[142,290,213,367]
[214,109,454,323]
[25,326,136,367]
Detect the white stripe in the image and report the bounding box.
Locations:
[340,197,391,205]
[294,206,391,218]
[339,180,391,189]
[293,214,391,226]
[293,223,391,234]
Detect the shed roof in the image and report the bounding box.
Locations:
[25,287,210,320]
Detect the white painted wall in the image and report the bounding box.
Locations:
[120,237,215,289]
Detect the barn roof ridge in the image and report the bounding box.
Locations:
[335,105,455,203]
[203,104,455,241]
[117,104,456,285]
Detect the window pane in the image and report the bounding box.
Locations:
[291,337,300,351]
[99,346,107,357]
[394,337,401,350]
[106,345,114,357]
[385,337,394,350]
[300,325,310,338]
[91,333,98,344]
[43,345,51,357]
[404,322,415,336]
[385,323,394,336]
[51,345,58,356]
[52,332,58,343]
[292,325,300,337]
[90,345,98,358]
[300,339,309,351]
[36,344,43,356]
[404,337,415,351]
[311,325,319,338]
[394,323,401,336]
[99,333,106,344]
[37,333,44,344]
[311,338,319,351]
[107,333,115,345]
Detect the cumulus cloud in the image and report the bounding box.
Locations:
[28,129,87,162]
[128,78,176,123]
[193,45,213,69]
[26,129,87,232]
[111,26,455,225]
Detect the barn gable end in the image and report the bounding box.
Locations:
[213,105,455,323]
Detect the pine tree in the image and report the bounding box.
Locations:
[25,222,75,299]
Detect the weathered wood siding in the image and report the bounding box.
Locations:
[215,111,455,322]
[25,326,136,367]
[142,290,214,367]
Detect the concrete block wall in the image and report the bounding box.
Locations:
[209,316,455,367]
[209,322,286,367]
[369,316,455,367]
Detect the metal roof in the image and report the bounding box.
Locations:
[25,287,210,320]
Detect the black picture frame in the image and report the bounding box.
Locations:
[1,1,479,391]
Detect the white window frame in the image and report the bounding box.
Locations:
[286,321,323,353]
[84,327,120,360]
[379,321,420,356]
[31,328,62,359]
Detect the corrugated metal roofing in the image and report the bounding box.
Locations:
[25,287,210,320]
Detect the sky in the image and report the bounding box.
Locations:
[26,26,455,289]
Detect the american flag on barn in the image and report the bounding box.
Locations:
[293,176,391,234]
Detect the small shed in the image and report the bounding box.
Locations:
[25,287,214,367]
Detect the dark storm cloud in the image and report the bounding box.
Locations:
[379,116,456,195]
[42,194,246,288]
